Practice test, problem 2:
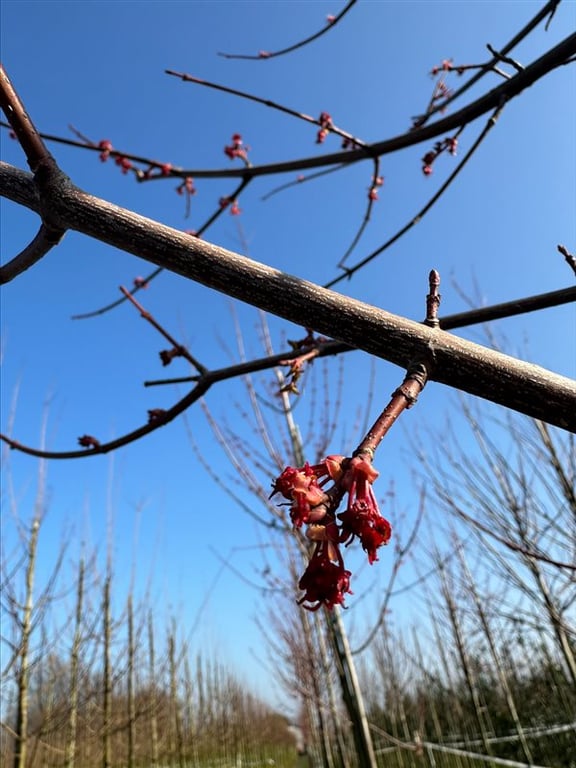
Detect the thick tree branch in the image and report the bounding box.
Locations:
[1,162,574,431]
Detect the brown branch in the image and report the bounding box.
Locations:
[217,0,357,61]
[1,160,574,431]
[415,0,562,126]
[0,222,64,283]
[0,66,66,283]
[3,32,573,184]
[69,176,251,319]
[164,70,367,153]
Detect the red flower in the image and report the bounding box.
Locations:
[271,464,328,527]
[258,50,271,58]
[326,15,336,24]
[230,200,241,215]
[115,156,132,174]
[133,276,148,289]
[298,540,352,611]
[98,139,112,162]
[368,189,378,201]
[338,455,391,564]
[160,163,173,176]
[224,134,249,162]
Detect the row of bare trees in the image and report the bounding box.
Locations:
[0,479,296,768]
[191,327,575,768]
[2,351,574,768]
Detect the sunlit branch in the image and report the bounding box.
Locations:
[0,65,66,283]
[1,159,574,430]
[69,177,251,320]
[2,33,573,185]
[217,0,357,61]
[0,222,64,284]
[164,70,367,153]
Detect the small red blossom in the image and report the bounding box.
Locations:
[133,276,148,289]
[316,112,333,144]
[98,139,112,161]
[177,177,196,196]
[115,156,133,174]
[78,435,100,449]
[422,165,433,176]
[258,50,271,58]
[430,58,453,76]
[368,189,378,201]
[326,14,336,24]
[338,455,391,564]
[160,163,173,176]
[230,200,242,215]
[272,453,390,608]
[219,196,230,209]
[298,540,352,611]
[224,134,250,162]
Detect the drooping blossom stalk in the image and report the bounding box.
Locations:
[271,352,431,610]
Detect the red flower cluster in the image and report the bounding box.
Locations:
[338,456,391,563]
[115,156,133,174]
[219,196,242,215]
[316,112,333,144]
[176,177,197,196]
[368,175,384,201]
[271,454,392,610]
[298,537,352,611]
[98,139,113,161]
[430,59,466,76]
[421,135,458,176]
[133,276,149,289]
[224,133,249,162]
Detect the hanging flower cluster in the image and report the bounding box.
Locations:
[271,453,392,610]
[316,112,333,144]
[368,175,384,201]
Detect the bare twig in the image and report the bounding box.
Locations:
[217,1,357,60]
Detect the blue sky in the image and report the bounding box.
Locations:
[1,0,575,710]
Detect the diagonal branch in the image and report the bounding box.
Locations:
[0,66,66,283]
[1,161,574,431]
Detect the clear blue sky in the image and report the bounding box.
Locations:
[1,1,575,710]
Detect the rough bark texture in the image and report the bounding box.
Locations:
[1,162,575,431]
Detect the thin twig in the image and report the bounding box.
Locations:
[217,0,357,61]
